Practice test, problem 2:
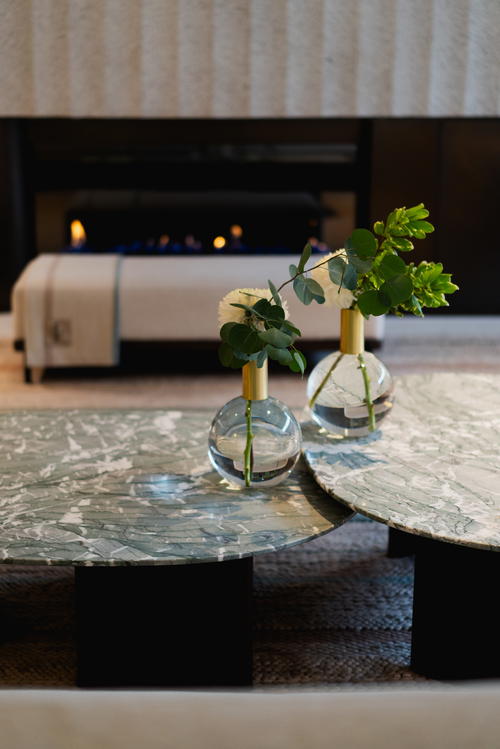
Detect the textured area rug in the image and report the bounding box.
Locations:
[0,518,419,687]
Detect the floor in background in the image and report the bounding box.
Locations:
[0,314,499,409]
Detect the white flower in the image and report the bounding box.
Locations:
[218,288,289,327]
[310,251,355,309]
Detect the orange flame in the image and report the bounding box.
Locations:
[213,236,226,249]
[70,220,87,248]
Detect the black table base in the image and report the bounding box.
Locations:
[387,527,418,557]
[75,557,253,688]
[411,535,500,680]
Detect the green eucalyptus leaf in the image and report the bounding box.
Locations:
[347,250,372,274]
[342,263,358,290]
[268,279,282,306]
[293,276,313,305]
[266,345,293,366]
[266,305,286,324]
[346,228,378,259]
[357,290,390,317]
[258,327,292,348]
[252,298,286,324]
[298,243,312,273]
[220,322,237,343]
[305,277,325,302]
[282,320,302,337]
[227,323,263,354]
[293,276,325,305]
[373,221,385,236]
[230,302,254,313]
[252,298,273,316]
[291,350,307,375]
[328,256,346,285]
[289,263,299,278]
[256,349,268,368]
[379,254,407,280]
[381,274,413,305]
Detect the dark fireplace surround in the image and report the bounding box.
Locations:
[2,117,500,315]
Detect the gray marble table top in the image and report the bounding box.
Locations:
[0,409,352,566]
[303,372,500,551]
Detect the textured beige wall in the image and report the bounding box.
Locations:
[0,0,499,117]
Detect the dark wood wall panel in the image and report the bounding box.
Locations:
[370,118,500,314]
[0,122,10,310]
[438,120,500,314]
[370,119,441,265]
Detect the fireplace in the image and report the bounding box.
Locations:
[2,117,500,314]
[13,118,369,262]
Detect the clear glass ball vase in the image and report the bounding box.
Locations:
[208,396,302,488]
[307,351,394,438]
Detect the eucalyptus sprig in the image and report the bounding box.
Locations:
[218,293,307,375]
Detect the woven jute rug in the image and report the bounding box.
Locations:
[4,324,490,686]
[0,517,419,687]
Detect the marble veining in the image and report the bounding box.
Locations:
[0,409,352,565]
[303,373,500,551]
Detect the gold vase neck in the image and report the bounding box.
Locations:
[242,360,268,401]
[340,308,365,354]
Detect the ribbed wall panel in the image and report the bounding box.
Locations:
[141,0,179,116]
[0,0,498,117]
[67,0,105,117]
[428,0,470,116]
[249,0,287,117]
[464,0,500,115]
[322,0,359,116]
[357,0,397,116]
[392,0,433,116]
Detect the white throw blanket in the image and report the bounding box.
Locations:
[12,255,121,367]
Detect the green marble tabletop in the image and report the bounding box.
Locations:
[0,409,352,566]
[303,373,500,552]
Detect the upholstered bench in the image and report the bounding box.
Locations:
[12,255,385,381]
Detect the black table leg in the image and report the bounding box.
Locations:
[387,527,417,557]
[75,557,253,688]
[411,536,500,679]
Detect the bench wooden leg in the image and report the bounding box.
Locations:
[29,366,45,384]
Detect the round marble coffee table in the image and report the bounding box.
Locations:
[0,408,352,687]
[303,372,500,679]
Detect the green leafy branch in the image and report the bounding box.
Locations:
[217,203,458,380]
[274,203,458,318]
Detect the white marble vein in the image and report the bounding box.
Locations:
[0,409,352,566]
[303,373,500,551]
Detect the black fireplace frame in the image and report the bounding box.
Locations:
[2,117,500,315]
[1,117,373,310]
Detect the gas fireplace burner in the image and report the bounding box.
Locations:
[65,191,332,256]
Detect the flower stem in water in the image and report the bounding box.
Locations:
[357,352,376,431]
[308,352,344,409]
[244,399,254,487]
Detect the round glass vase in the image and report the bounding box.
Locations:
[208,360,302,488]
[307,308,394,438]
